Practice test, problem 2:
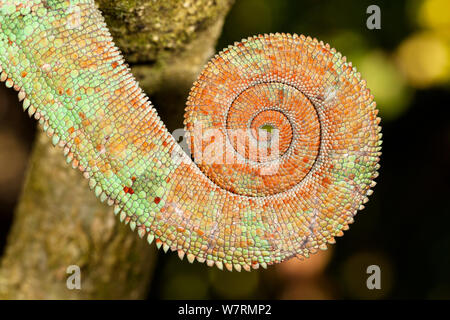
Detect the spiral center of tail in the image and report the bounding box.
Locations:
[187,81,321,197]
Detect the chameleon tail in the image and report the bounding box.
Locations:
[0,0,381,271]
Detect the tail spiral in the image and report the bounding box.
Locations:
[0,1,381,271]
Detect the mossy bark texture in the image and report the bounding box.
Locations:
[0,0,233,299]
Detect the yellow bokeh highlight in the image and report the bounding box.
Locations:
[395,31,449,88]
[417,0,450,30]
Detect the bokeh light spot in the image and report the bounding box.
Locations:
[359,51,412,120]
[417,0,450,30]
[276,250,332,280]
[395,31,449,88]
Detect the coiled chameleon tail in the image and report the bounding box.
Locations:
[0,0,381,271]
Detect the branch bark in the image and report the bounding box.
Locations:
[0,0,233,299]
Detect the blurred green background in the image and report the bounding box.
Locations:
[1,0,450,299]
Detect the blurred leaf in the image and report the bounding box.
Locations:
[325,30,370,63]
[221,0,289,42]
[359,50,412,120]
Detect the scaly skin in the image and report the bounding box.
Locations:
[0,0,381,271]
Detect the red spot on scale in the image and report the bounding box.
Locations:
[154,197,161,204]
[123,186,135,194]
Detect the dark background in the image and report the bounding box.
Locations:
[1,0,449,299]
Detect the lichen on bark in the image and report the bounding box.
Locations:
[96,0,234,64]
